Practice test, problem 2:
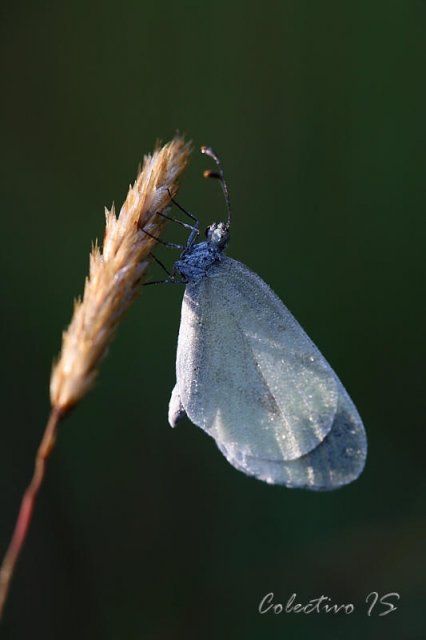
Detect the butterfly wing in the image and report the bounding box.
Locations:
[169,256,366,489]
[216,392,366,490]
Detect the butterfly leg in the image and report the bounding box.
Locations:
[167,189,200,251]
[143,254,187,286]
[155,210,199,234]
[141,227,185,250]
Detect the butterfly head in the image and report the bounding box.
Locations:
[205,221,230,251]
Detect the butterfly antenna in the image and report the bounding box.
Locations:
[201,145,232,227]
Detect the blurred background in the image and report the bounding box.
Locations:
[0,1,425,638]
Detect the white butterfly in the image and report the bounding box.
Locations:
[157,147,366,490]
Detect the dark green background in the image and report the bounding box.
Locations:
[1,1,425,638]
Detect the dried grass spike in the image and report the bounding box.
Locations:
[50,135,191,413]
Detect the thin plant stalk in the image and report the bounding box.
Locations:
[0,407,63,616]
